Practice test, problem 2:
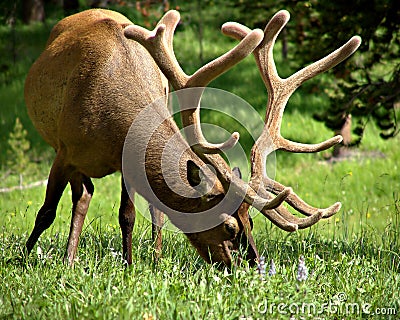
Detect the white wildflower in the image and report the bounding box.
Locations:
[36,246,43,259]
[297,255,308,281]
[268,259,276,276]
[257,256,266,279]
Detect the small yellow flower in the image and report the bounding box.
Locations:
[27,201,32,206]
[366,212,371,219]
[348,171,353,176]
[335,218,340,223]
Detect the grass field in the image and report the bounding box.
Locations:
[0,10,399,319]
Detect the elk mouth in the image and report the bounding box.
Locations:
[184,208,259,269]
[226,236,258,268]
[224,242,244,268]
[211,237,258,270]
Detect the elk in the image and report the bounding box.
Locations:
[24,8,360,268]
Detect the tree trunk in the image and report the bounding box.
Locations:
[332,114,352,158]
[22,0,45,24]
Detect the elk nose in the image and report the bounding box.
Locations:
[223,217,239,239]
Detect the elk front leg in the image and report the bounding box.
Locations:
[119,176,135,265]
[150,204,164,261]
[63,173,94,265]
[26,152,70,258]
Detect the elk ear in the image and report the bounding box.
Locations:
[187,160,202,187]
[232,167,242,179]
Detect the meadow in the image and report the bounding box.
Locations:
[0,8,399,319]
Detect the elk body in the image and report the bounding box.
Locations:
[24,8,360,268]
[24,9,261,266]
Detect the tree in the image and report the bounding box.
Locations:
[305,0,400,155]
[22,0,45,23]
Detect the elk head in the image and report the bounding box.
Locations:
[124,9,361,266]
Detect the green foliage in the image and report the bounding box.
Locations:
[0,20,54,167]
[6,117,33,175]
[307,0,400,142]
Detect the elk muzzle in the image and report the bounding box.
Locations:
[185,205,259,269]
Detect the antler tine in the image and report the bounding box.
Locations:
[219,160,326,231]
[240,185,326,230]
[253,176,342,218]
[221,21,252,41]
[125,10,264,154]
[124,11,188,89]
[288,36,362,90]
[187,28,263,87]
[253,10,348,154]
[259,14,361,153]
[156,9,179,55]
[259,208,298,232]
[247,141,341,218]
[270,205,323,229]
[183,29,264,153]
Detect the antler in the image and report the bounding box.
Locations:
[124,10,361,231]
[124,10,264,154]
[222,10,361,221]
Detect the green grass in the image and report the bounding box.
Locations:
[1,200,399,319]
[1,9,400,319]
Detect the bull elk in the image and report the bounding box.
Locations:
[23,8,360,268]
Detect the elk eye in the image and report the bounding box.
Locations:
[205,194,215,201]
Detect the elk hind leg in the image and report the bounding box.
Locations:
[64,173,94,265]
[25,152,71,258]
[119,176,135,265]
[150,204,164,262]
